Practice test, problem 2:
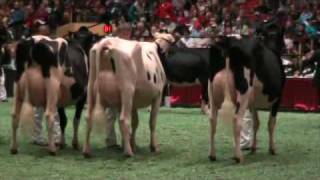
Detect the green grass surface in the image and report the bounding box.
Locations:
[0,100,319,180]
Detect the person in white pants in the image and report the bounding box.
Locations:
[240,110,253,150]
[32,107,62,146]
[105,108,254,150]
[0,67,7,102]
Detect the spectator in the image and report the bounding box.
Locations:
[131,20,150,41]
[128,0,146,23]
[102,0,126,23]
[115,22,132,39]
[150,24,160,37]
[176,9,189,25]
[24,3,36,29]
[48,0,65,30]
[155,0,176,22]
[33,0,50,23]
[8,1,25,26]
[172,0,185,11]
[190,19,202,37]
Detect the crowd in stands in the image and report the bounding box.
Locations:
[1,0,320,75]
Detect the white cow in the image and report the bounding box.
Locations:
[83,33,174,157]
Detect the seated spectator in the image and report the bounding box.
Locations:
[8,1,25,26]
[176,10,189,25]
[155,0,176,22]
[33,1,50,23]
[48,0,65,30]
[190,19,202,37]
[115,22,132,39]
[128,0,146,23]
[131,20,150,41]
[150,24,160,37]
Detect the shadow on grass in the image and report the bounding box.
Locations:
[13,142,182,164]
[242,144,309,166]
[140,108,204,116]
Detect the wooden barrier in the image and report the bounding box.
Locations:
[56,23,109,37]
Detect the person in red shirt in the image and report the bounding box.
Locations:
[156,0,176,22]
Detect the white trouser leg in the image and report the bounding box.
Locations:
[240,110,253,149]
[33,107,45,144]
[0,68,7,101]
[52,111,61,144]
[33,107,61,144]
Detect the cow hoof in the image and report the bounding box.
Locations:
[57,143,67,150]
[124,153,133,158]
[49,151,57,156]
[269,149,277,155]
[10,149,18,155]
[208,156,217,161]
[83,152,92,159]
[203,109,210,115]
[232,157,244,164]
[150,145,160,153]
[250,147,257,154]
[72,143,80,150]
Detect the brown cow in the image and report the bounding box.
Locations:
[83,33,174,157]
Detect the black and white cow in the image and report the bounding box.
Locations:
[208,12,287,163]
[10,31,95,155]
[164,46,213,113]
[58,27,101,149]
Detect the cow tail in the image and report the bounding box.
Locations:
[219,57,235,130]
[87,46,97,117]
[19,78,35,136]
[92,45,107,134]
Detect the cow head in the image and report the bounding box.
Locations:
[256,10,288,56]
[70,26,102,55]
[153,32,175,54]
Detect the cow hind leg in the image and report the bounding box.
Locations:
[251,109,260,154]
[82,101,94,158]
[131,109,139,152]
[72,96,86,150]
[268,115,277,155]
[46,112,57,155]
[200,79,209,115]
[208,80,220,161]
[45,78,60,155]
[233,93,250,163]
[149,95,162,153]
[10,87,22,154]
[208,106,218,161]
[105,108,118,148]
[58,107,67,149]
[268,100,280,155]
[119,93,134,157]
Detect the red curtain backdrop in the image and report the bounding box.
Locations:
[170,78,320,111]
